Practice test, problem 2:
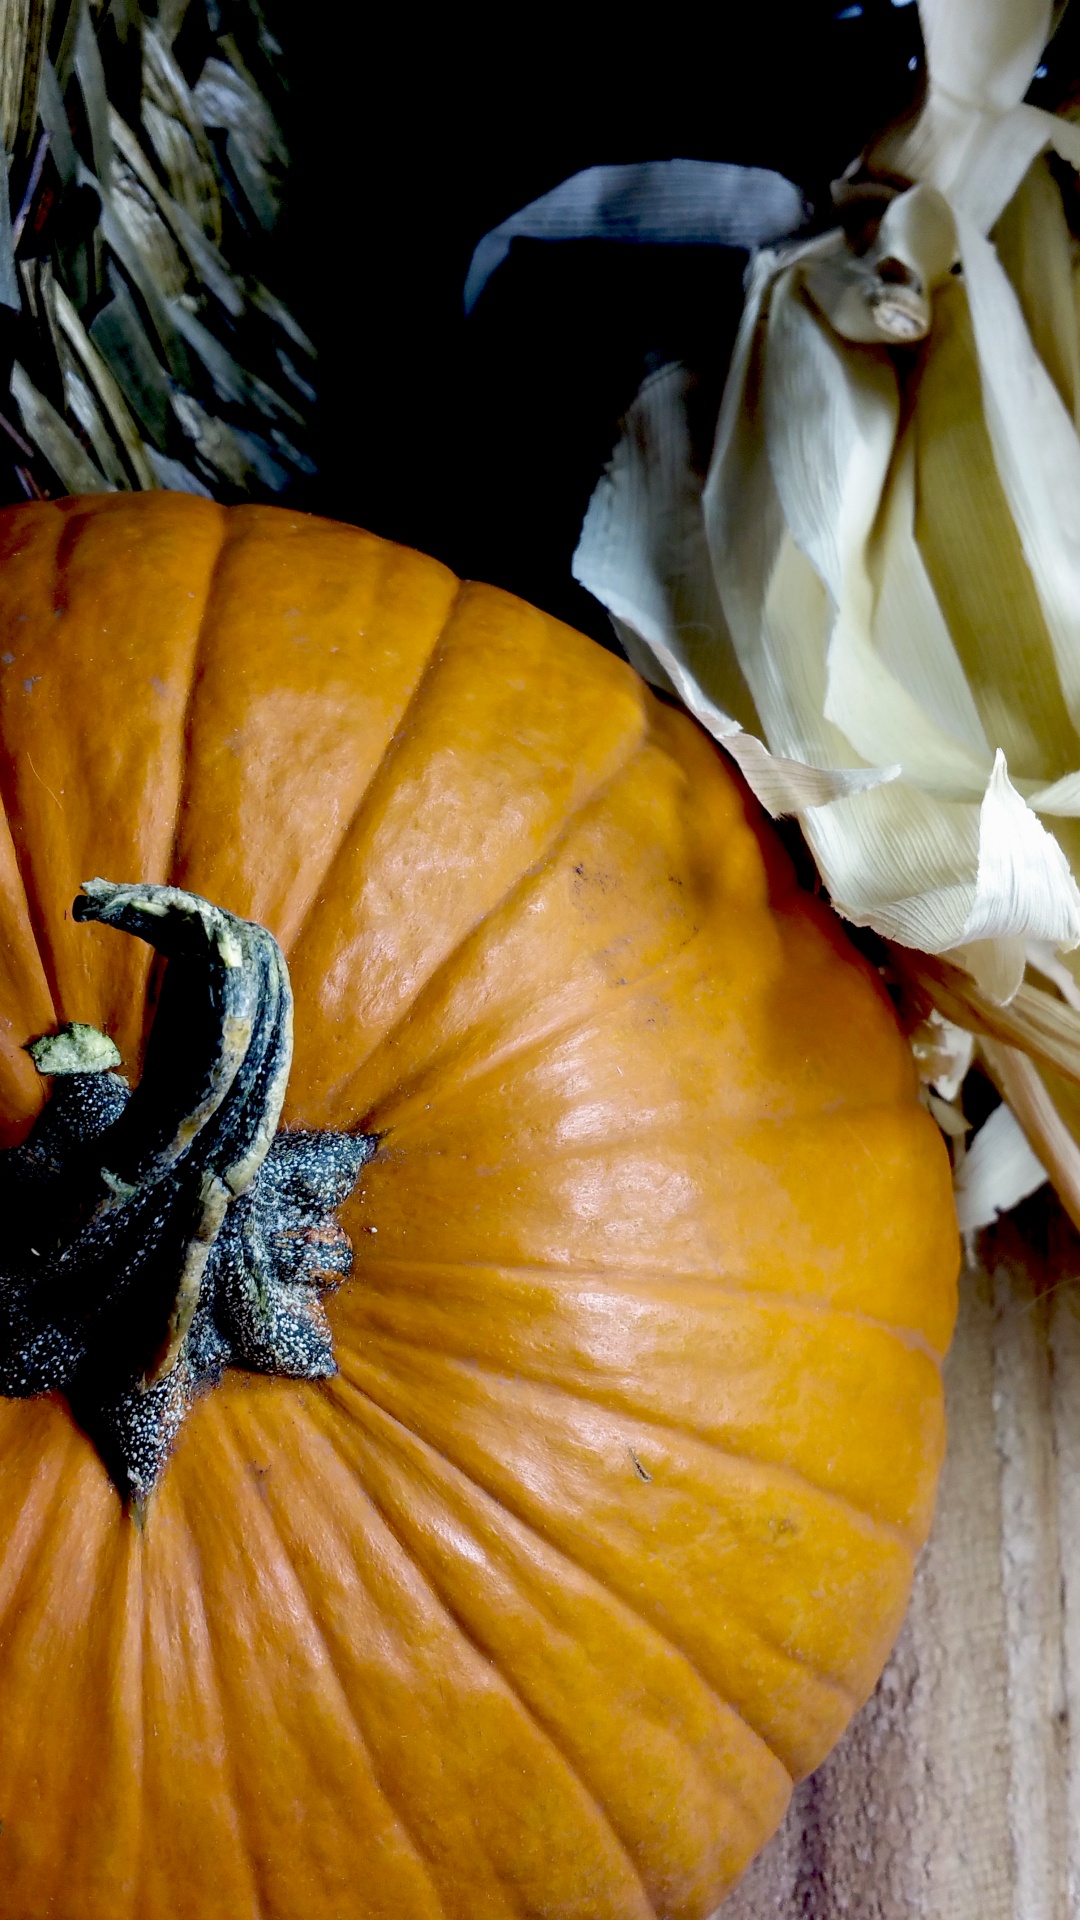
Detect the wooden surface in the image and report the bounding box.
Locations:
[718,1208,1080,1918]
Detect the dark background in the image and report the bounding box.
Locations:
[266,0,1078,643]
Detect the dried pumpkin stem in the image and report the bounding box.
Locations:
[0,881,373,1509]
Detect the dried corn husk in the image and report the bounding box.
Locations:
[0,0,312,505]
[572,0,1080,1226]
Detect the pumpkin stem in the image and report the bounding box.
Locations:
[0,881,373,1508]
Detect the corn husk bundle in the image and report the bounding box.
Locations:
[571,0,1080,1234]
[0,0,313,502]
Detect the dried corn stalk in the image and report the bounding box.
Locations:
[573,0,1080,1229]
[0,0,313,502]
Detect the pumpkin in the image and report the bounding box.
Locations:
[0,492,957,1920]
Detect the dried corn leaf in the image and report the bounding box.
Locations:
[171,386,287,491]
[10,358,108,492]
[88,268,172,445]
[891,946,1080,1090]
[167,296,300,423]
[60,353,130,487]
[0,163,17,312]
[0,3,30,160]
[109,107,240,315]
[35,52,74,183]
[141,22,221,242]
[72,3,112,190]
[193,54,283,230]
[143,443,211,495]
[52,278,153,485]
[0,0,49,160]
[108,152,190,300]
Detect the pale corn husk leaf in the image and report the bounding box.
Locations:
[890,945,1080,1091]
[953,1099,1048,1233]
[0,0,312,506]
[909,1008,975,1102]
[924,1089,970,1139]
[977,1039,1080,1229]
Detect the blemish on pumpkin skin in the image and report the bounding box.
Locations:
[628,1447,653,1483]
[769,1515,799,1540]
[572,862,616,896]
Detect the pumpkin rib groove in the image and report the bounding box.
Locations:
[320,1367,783,1760]
[0,748,64,1037]
[0,499,230,1057]
[0,805,58,1035]
[333,1324,929,1552]
[144,1482,267,1920]
[161,510,235,900]
[345,1256,945,1364]
[350,915,923,1158]
[0,807,56,1140]
[0,1412,83,1636]
[329,1355,869,1729]
[277,576,469,968]
[323,1369,854,1766]
[302,1381,789,1850]
[378,1052,933,1144]
[0,1447,128,1914]
[171,1474,272,1920]
[295,1396,686,1912]
[271,563,467,968]
[249,1400,661,1920]
[336,1333,918,1613]
[323,1481,673,1920]
[345,859,703,1134]
[303,699,653,1117]
[111,1523,147,1920]
[230,1391,658,1920]
[201,1405,456,1920]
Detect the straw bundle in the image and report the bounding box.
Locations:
[0,0,312,503]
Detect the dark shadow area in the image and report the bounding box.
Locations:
[267,0,931,635]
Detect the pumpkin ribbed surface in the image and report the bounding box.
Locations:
[0,494,957,1920]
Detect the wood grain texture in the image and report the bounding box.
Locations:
[721,1207,1080,1919]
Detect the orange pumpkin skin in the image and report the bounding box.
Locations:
[0,493,957,1920]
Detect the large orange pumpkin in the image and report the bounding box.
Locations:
[0,493,957,1920]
